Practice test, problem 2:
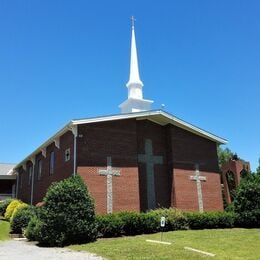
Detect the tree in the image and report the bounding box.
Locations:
[233,174,260,212]
[256,158,260,175]
[233,174,260,227]
[217,146,234,169]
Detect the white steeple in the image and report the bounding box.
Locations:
[119,17,153,113]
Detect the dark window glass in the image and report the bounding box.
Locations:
[49,151,55,175]
[65,148,70,162]
[20,173,23,188]
[37,159,42,180]
[28,166,33,186]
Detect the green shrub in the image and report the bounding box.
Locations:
[0,199,13,217]
[235,209,260,228]
[10,206,35,234]
[10,202,28,222]
[4,199,22,221]
[26,175,97,246]
[185,211,235,229]
[96,211,160,237]
[25,215,43,241]
[96,214,123,237]
[96,208,188,238]
[119,211,145,235]
[150,208,188,231]
[139,211,160,234]
[233,174,260,213]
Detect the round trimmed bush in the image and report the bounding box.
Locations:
[4,199,22,221]
[26,175,97,246]
[10,202,28,222]
[10,206,35,234]
[25,215,43,241]
[0,199,13,217]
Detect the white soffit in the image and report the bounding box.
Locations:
[72,110,227,144]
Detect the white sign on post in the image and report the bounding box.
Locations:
[160,216,165,227]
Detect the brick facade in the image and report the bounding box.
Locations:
[17,131,74,204]
[173,169,223,211]
[77,119,140,214]
[221,159,250,204]
[17,117,224,212]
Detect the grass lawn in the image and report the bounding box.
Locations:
[0,220,10,241]
[70,229,260,259]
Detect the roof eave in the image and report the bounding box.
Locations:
[14,121,74,170]
[72,110,227,144]
[14,110,227,170]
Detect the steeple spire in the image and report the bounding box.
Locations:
[126,16,143,99]
[119,17,153,113]
[131,15,135,27]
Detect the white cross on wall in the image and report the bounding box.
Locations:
[98,157,120,214]
[190,164,207,212]
[138,139,163,209]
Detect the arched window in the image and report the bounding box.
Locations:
[240,165,249,179]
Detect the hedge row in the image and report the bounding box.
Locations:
[184,211,236,229]
[1,197,259,240]
[235,209,260,228]
[96,209,260,238]
[95,210,247,238]
[96,208,188,237]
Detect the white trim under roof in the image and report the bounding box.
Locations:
[71,110,227,144]
[14,110,227,170]
[0,175,16,180]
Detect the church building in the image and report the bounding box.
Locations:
[15,20,227,213]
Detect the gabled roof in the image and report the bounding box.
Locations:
[0,163,16,175]
[71,110,227,144]
[14,110,227,170]
[0,163,16,179]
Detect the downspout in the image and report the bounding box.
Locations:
[71,125,78,176]
[30,158,35,205]
[15,171,19,198]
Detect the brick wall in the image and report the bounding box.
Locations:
[77,119,140,214]
[17,161,33,203]
[173,169,223,211]
[16,117,223,212]
[165,125,223,211]
[168,125,219,172]
[136,120,171,211]
[17,131,74,204]
[221,159,250,204]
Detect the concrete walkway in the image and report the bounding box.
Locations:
[0,239,103,260]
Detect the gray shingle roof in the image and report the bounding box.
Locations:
[0,163,16,175]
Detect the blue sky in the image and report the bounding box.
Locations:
[0,1,259,171]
